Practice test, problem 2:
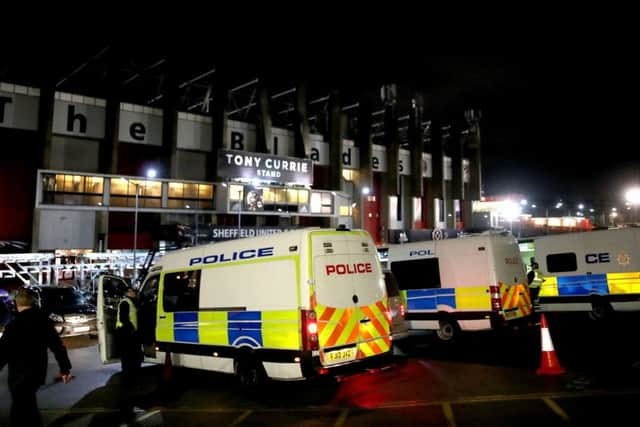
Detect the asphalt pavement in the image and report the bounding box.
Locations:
[1,312,640,426]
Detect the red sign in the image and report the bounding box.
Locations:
[325,263,373,276]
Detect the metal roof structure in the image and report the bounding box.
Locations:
[2,42,522,144]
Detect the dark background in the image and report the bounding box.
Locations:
[2,32,638,207]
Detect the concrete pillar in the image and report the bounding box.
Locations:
[356,95,373,233]
[328,90,344,191]
[381,85,399,241]
[293,82,311,159]
[408,97,424,197]
[207,74,228,181]
[465,109,482,228]
[100,50,121,174]
[465,109,482,200]
[161,60,179,179]
[450,119,464,229]
[37,85,55,170]
[407,97,424,229]
[428,119,445,228]
[256,81,272,154]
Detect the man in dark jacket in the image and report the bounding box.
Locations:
[116,287,143,420]
[116,287,142,387]
[0,288,72,427]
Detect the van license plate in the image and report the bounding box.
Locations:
[504,310,519,320]
[73,326,90,333]
[324,347,356,365]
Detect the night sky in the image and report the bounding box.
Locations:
[479,53,637,208]
[3,37,637,208]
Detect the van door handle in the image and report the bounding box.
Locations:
[360,317,371,324]
[159,315,166,319]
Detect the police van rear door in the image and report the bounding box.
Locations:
[312,231,389,367]
[491,236,533,321]
[97,274,130,364]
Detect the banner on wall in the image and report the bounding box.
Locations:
[217,150,313,185]
[0,84,39,131]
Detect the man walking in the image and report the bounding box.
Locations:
[0,288,72,427]
[116,287,143,420]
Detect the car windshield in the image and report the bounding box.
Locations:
[39,288,88,311]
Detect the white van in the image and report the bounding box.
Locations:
[386,232,533,342]
[97,228,392,385]
[534,227,640,319]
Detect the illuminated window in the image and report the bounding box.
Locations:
[229,185,244,201]
[310,192,333,214]
[110,178,162,208]
[199,184,213,199]
[298,189,309,204]
[110,178,129,196]
[184,183,198,199]
[168,182,214,209]
[42,173,104,206]
[342,169,355,181]
[86,176,104,193]
[321,192,333,214]
[286,189,299,204]
[168,182,184,198]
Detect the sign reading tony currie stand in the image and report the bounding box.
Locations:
[217,150,313,185]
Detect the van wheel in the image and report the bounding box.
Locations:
[588,298,612,321]
[235,358,266,388]
[436,316,460,343]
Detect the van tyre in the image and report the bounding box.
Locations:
[588,298,612,321]
[236,358,266,389]
[436,316,460,343]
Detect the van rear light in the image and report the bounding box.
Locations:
[399,304,406,318]
[385,309,393,322]
[301,310,319,351]
[490,284,502,311]
[307,321,318,335]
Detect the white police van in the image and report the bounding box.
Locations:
[97,228,392,385]
[386,232,533,342]
[534,227,640,319]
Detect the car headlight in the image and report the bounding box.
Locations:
[49,313,64,323]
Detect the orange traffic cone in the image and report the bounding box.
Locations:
[162,351,173,381]
[536,313,565,375]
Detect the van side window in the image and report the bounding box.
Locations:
[391,258,441,290]
[384,271,401,297]
[163,270,201,312]
[546,253,577,273]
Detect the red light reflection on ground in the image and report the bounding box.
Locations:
[330,360,431,409]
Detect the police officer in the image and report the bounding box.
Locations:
[116,287,143,386]
[527,261,543,301]
[116,287,143,422]
[0,288,72,427]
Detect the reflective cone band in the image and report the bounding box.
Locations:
[537,313,565,375]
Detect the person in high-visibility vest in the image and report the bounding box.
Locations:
[116,287,142,420]
[527,261,543,301]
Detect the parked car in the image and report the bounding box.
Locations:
[28,285,97,338]
[384,270,409,342]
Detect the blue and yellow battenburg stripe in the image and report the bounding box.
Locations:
[157,310,300,349]
[539,272,640,297]
[402,284,531,318]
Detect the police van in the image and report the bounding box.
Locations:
[534,227,640,319]
[386,232,533,342]
[97,228,392,385]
